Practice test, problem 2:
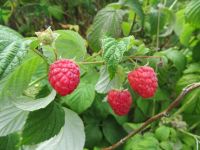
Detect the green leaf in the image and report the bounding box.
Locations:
[119,0,144,24]
[102,36,134,78]
[148,8,168,35]
[62,82,95,114]
[160,141,173,150]
[22,102,65,145]
[0,57,43,104]
[123,122,142,133]
[0,25,30,79]
[183,63,200,74]
[30,108,85,150]
[179,24,195,46]
[185,0,200,27]
[0,25,22,41]
[125,134,160,150]
[102,116,126,144]
[95,66,125,94]
[192,42,200,62]
[155,126,170,141]
[55,30,86,60]
[0,105,28,136]
[84,117,102,148]
[87,7,124,51]
[11,90,56,111]
[163,49,186,73]
[0,133,20,150]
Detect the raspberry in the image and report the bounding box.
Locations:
[128,66,158,98]
[48,59,80,96]
[107,90,132,116]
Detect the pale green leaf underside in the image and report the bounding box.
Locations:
[0,105,28,136]
[11,90,57,111]
[28,108,85,150]
[95,66,124,94]
[0,57,42,104]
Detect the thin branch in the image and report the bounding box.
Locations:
[102,82,200,150]
[126,56,161,59]
[78,61,105,65]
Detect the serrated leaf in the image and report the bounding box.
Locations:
[62,82,95,114]
[0,133,20,150]
[102,36,134,78]
[185,0,200,27]
[22,102,65,145]
[87,7,124,51]
[11,90,56,111]
[55,30,86,60]
[29,108,85,150]
[0,105,28,136]
[95,66,125,94]
[0,25,30,79]
[0,57,43,104]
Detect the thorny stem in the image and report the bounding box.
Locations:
[102,82,200,150]
[84,49,103,61]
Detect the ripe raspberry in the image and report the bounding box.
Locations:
[107,90,132,116]
[48,59,80,96]
[128,66,158,98]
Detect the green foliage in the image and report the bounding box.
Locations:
[55,30,87,60]
[87,7,124,51]
[22,102,64,145]
[0,0,200,149]
[0,133,19,150]
[0,25,30,79]
[62,82,95,114]
[185,0,200,27]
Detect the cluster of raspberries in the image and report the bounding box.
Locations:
[48,59,158,116]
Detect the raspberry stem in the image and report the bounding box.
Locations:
[78,61,105,65]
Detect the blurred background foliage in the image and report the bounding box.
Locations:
[0,0,117,36]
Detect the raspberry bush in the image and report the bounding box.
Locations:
[0,0,200,150]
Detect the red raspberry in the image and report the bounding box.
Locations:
[108,90,132,116]
[128,66,158,98]
[48,59,80,96]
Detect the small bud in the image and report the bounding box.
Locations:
[35,27,59,45]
